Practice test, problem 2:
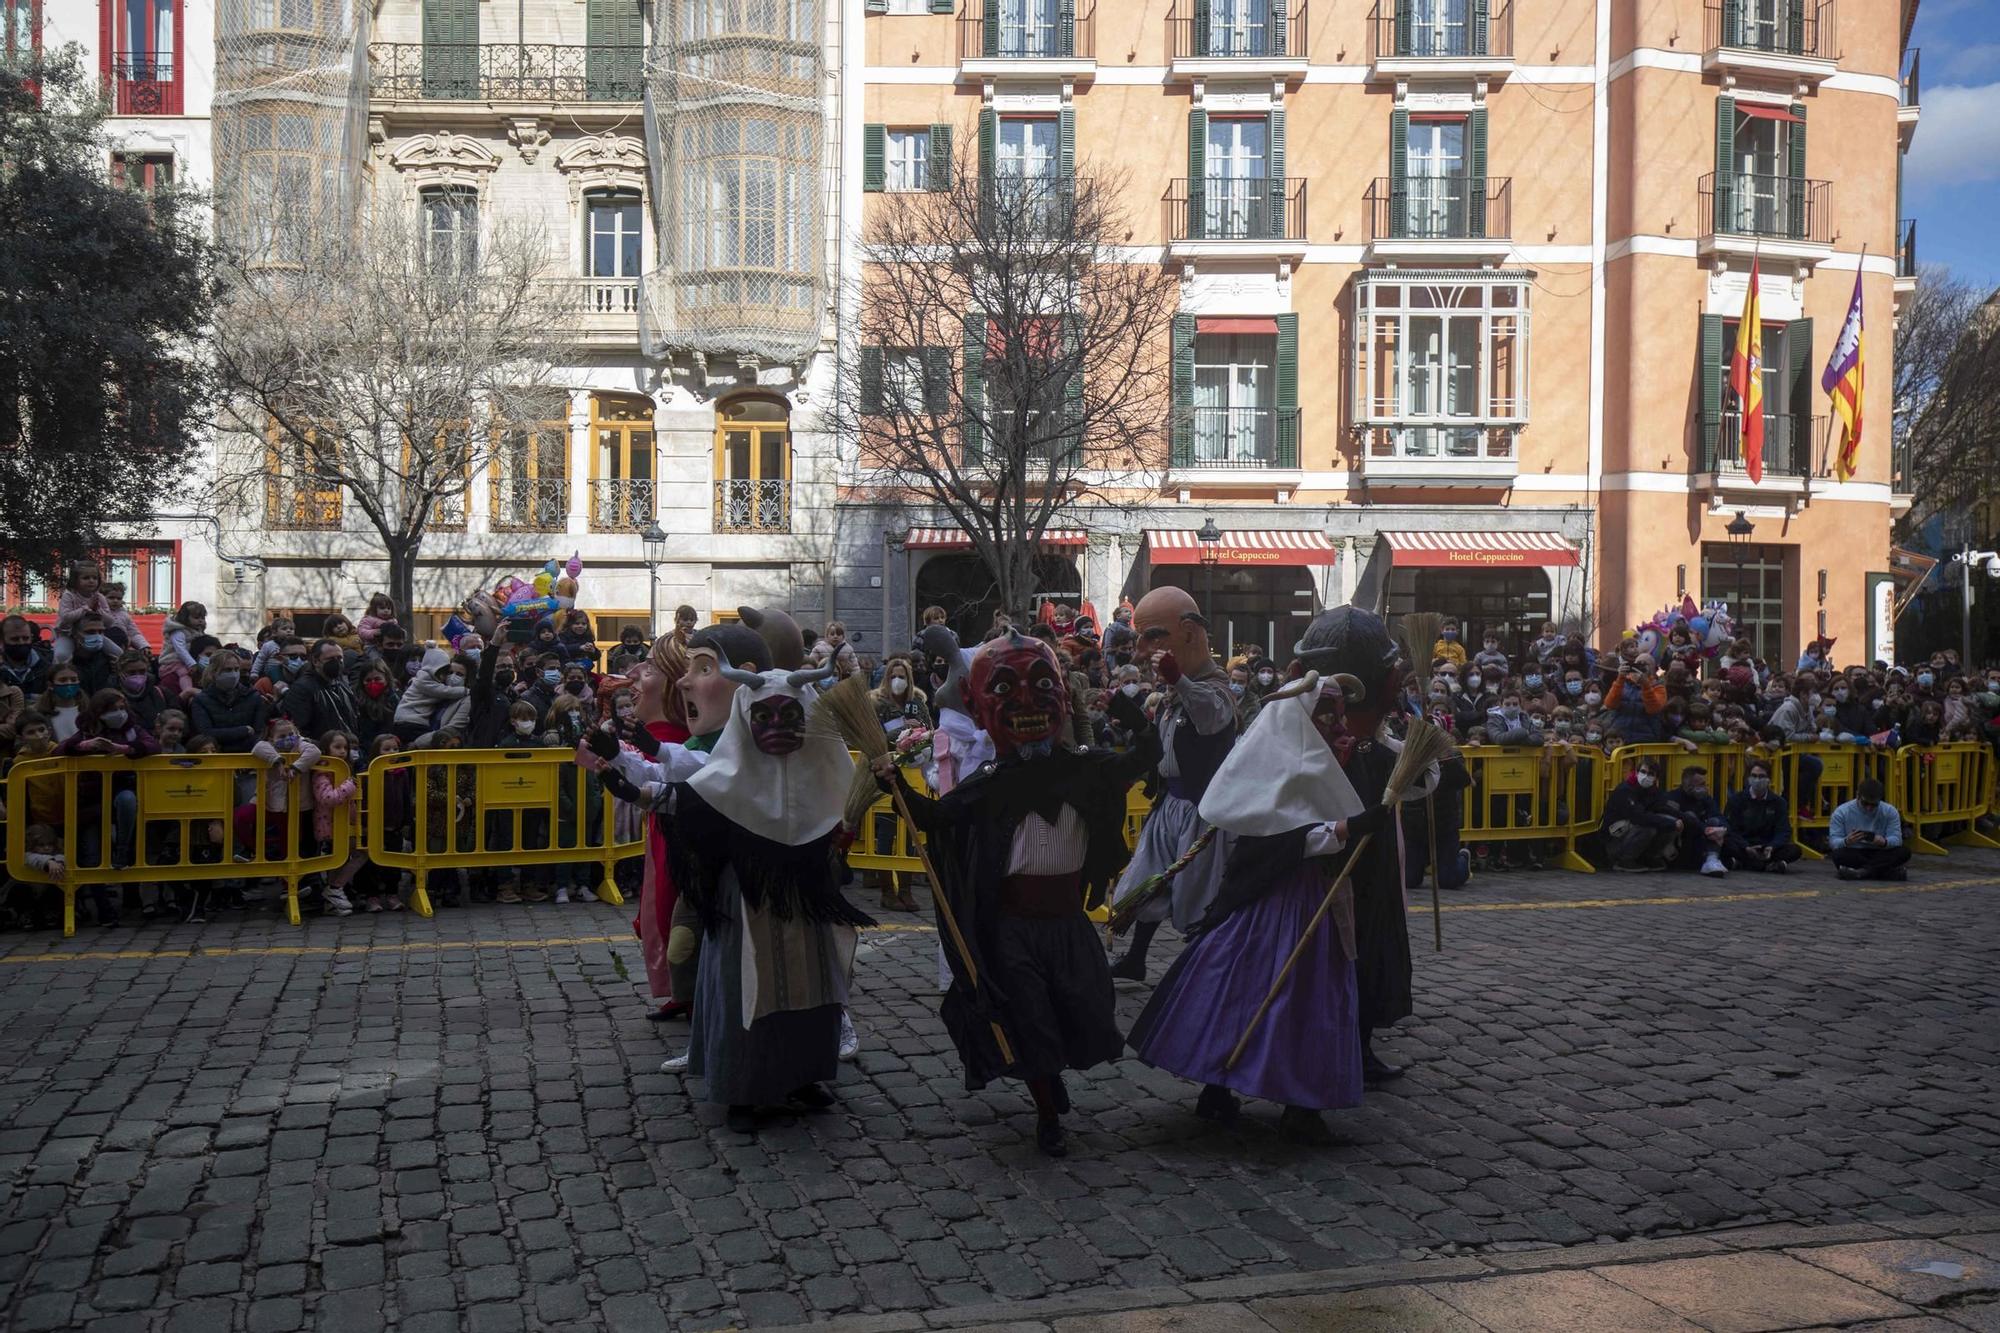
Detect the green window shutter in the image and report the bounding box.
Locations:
[1787,103,1808,240]
[423,0,479,98]
[922,346,953,414]
[1062,315,1083,461]
[983,0,998,56]
[1193,0,1210,55]
[1714,94,1735,233]
[1721,0,1741,46]
[1471,0,1489,56]
[866,0,886,12]
[930,0,954,12]
[1390,108,1409,237]
[860,347,884,415]
[1785,318,1813,472]
[586,0,642,101]
[1275,313,1299,468]
[978,108,997,227]
[1700,313,1725,468]
[863,124,886,192]
[1467,107,1488,237]
[1059,0,1075,56]
[1784,0,1803,53]
[1187,109,1207,240]
[962,315,987,459]
[1171,313,1196,465]
[1268,0,1284,55]
[1059,106,1075,180]
[1267,109,1286,239]
[928,124,953,189]
[1395,0,1411,55]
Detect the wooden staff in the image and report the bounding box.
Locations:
[1426,790,1443,952]
[1223,832,1375,1072]
[887,782,1016,1067]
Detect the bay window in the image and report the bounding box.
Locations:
[1354,273,1527,461]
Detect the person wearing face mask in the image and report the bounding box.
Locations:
[1449,669,1491,738]
[56,687,163,920]
[0,614,51,702]
[1248,658,1280,699]
[1601,759,1680,871]
[350,662,400,753]
[1831,678,1878,742]
[66,612,121,697]
[1664,768,1730,877]
[870,657,932,736]
[281,639,361,743]
[190,651,269,753]
[112,650,170,733]
[234,718,322,866]
[390,646,470,745]
[1483,692,1541,746]
[1431,620,1467,668]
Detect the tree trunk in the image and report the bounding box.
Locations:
[384,538,418,632]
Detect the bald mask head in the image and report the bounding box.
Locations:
[1133,586,1211,673]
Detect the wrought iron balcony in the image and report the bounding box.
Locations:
[108,54,182,115]
[1368,0,1512,61]
[958,3,1095,61]
[266,480,343,532]
[1700,172,1833,246]
[1165,177,1307,244]
[1702,411,1815,479]
[588,478,655,533]
[1901,46,1920,107]
[1897,218,1917,279]
[1171,407,1301,470]
[489,477,571,533]
[1366,176,1510,242]
[714,479,791,534]
[367,43,646,103]
[1167,0,1306,60]
[1704,0,1836,62]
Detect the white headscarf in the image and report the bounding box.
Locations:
[1199,684,1365,838]
[687,670,852,846]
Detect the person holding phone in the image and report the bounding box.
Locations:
[1827,779,1911,881]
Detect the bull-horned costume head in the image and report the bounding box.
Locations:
[1293,606,1401,752]
[966,630,1069,758]
[916,623,969,715]
[687,663,847,845]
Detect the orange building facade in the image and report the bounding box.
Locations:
[833,0,1920,666]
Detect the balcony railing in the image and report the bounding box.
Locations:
[1369,0,1512,60]
[1366,425,1516,464]
[108,54,183,115]
[1166,177,1307,243]
[1901,47,1920,107]
[1891,435,1912,496]
[1897,218,1917,279]
[714,479,791,534]
[1701,171,1833,245]
[266,481,343,531]
[1172,407,1301,469]
[1366,176,1511,241]
[958,3,1095,60]
[489,477,571,532]
[1167,0,1306,59]
[1704,0,1836,62]
[588,478,655,532]
[367,43,646,102]
[1704,411,1815,478]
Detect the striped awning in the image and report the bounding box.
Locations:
[1146,529,1337,567]
[1383,530,1579,568]
[904,527,1088,550]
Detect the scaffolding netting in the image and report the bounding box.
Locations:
[640,0,828,365]
[211,0,369,257]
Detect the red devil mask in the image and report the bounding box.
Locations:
[967,632,1070,756]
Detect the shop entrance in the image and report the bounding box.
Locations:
[912,552,1081,645]
[1150,564,1318,663]
[1386,567,1552,665]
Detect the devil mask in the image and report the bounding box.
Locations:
[967,631,1070,757]
[1294,607,1401,739]
[748,695,806,755]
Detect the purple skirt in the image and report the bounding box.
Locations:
[1129,865,1365,1111]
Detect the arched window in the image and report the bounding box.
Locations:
[713,395,791,533]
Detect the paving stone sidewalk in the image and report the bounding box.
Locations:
[0,851,1996,1331]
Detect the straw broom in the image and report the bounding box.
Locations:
[807,672,1016,1066]
[1395,612,1448,954]
[1223,712,1456,1072]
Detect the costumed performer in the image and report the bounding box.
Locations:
[873,631,1159,1156]
[1107,587,1239,982]
[1128,673,1384,1141]
[916,623,994,992]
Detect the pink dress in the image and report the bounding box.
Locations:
[634,719,690,1002]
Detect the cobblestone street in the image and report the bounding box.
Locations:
[2,852,1997,1332]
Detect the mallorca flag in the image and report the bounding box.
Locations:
[1730,258,1766,483]
[1822,269,1865,482]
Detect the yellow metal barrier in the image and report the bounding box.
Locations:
[1124,785,1152,850]
[1894,742,2000,856]
[847,762,933,891]
[5,752,354,936]
[1456,745,1598,873]
[363,749,638,916]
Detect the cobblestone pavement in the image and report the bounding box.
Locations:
[1,851,1997,1332]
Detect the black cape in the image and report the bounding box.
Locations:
[663,786,876,935]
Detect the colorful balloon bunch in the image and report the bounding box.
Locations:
[1632,594,1735,667]
[453,553,585,645]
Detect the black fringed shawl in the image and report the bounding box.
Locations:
[664,785,876,934]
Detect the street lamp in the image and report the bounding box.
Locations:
[640,521,667,634]
[1950,545,2000,668]
[1724,510,1753,657]
[1196,516,1222,643]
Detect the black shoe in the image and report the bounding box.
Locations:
[788,1083,835,1110]
[1884,867,1908,881]
[1278,1106,1335,1144]
[647,1001,691,1022]
[1035,1115,1067,1158]
[1361,1050,1405,1084]
[725,1106,757,1134]
[1195,1084,1241,1125]
[1108,951,1147,983]
[1049,1074,1071,1116]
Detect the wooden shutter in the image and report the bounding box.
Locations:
[1062,314,1084,461]
[860,347,884,415]
[1713,94,1735,234]
[1700,313,1725,467]
[1785,0,1804,54]
[866,0,886,12]
[929,123,953,189]
[1787,102,1808,241]
[1059,0,1075,56]
[922,347,953,414]
[1193,0,1210,55]
[1059,106,1075,180]
[978,107,997,228]
[1721,0,1741,46]
[1267,108,1286,239]
[962,315,987,459]
[586,0,642,100]
[423,0,479,98]
[1268,0,1285,56]
[1785,318,1813,473]
[863,124,886,192]
[982,0,999,56]
[1390,107,1409,237]
[930,0,954,12]
[1187,109,1207,240]
[1472,0,1489,56]
[1468,108,1488,237]
[1171,314,1196,465]
[1395,0,1411,56]
[1275,314,1299,468]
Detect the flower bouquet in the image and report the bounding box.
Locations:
[893,724,934,770]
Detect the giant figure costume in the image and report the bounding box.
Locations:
[1107,587,1238,980]
[884,631,1159,1156]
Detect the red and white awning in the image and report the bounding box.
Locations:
[904,527,1088,550]
[1146,529,1337,567]
[1382,530,1579,568]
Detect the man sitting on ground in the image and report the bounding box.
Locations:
[1828,779,1911,881]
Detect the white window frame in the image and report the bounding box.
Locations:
[1354,275,1528,459]
[1192,331,1277,465]
[885,128,929,192]
[883,348,928,412]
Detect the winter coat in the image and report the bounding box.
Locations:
[283,671,362,744]
[392,648,467,731]
[248,739,322,815]
[191,684,270,752]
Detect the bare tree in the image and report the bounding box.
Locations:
[209,199,579,615]
[1894,269,1999,543]
[853,144,1178,618]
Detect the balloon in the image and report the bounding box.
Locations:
[566,551,583,580]
[442,614,471,648]
[502,595,560,621]
[494,576,525,604]
[1688,616,1709,638]
[533,572,553,596]
[1635,628,1662,663]
[544,559,560,577]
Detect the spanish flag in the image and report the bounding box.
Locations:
[1730,257,1765,484]
[1822,269,1865,483]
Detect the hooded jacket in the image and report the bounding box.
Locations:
[393,648,468,731]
